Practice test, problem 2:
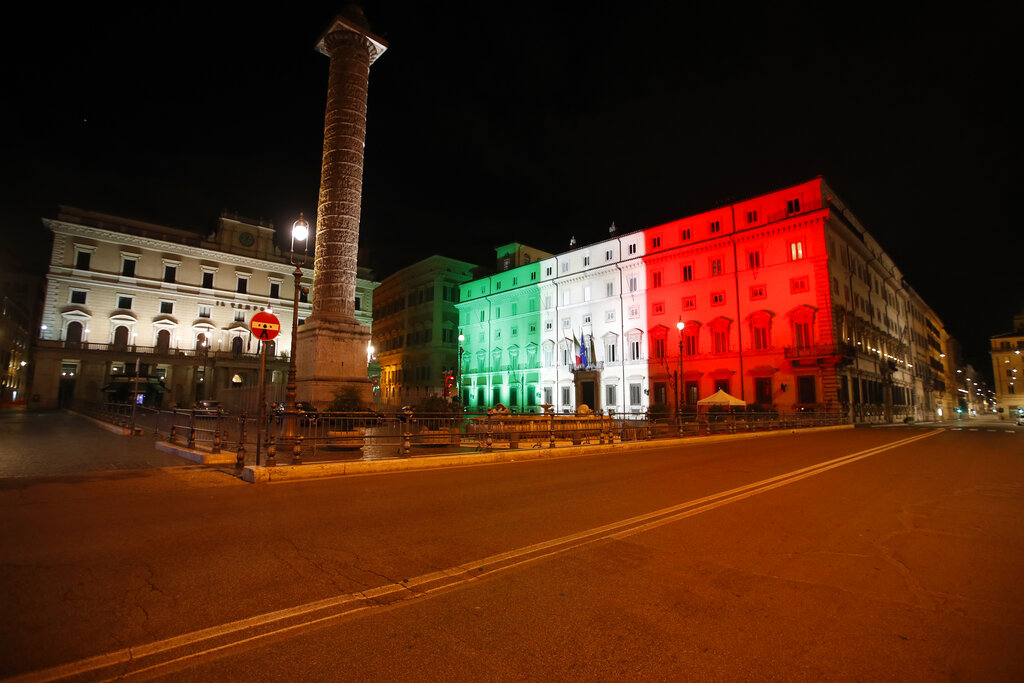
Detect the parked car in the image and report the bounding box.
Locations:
[195,400,225,414]
[273,401,318,424]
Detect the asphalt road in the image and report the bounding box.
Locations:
[0,424,1021,680]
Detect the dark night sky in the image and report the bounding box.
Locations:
[1,3,1014,376]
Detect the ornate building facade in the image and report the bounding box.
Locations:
[32,207,377,412]
[454,178,958,422]
[989,312,1024,420]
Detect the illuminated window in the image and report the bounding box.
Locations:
[710,258,723,276]
[711,291,725,306]
[752,322,770,350]
[750,284,766,300]
[794,321,812,348]
[789,241,804,260]
[681,296,696,310]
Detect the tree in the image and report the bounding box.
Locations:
[327,385,368,412]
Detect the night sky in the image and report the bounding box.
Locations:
[1,3,1013,376]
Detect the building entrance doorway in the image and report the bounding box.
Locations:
[574,370,600,411]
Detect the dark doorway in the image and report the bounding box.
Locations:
[580,380,595,410]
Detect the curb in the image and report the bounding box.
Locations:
[240,424,854,483]
[156,441,238,466]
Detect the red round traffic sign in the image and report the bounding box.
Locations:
[250,311,281,341]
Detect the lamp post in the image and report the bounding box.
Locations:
[282,213,309,463]
[677,319,686,418]
[457,333,465,412]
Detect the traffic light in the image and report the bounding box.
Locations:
[442,371,454,397]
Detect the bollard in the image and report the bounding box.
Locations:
[292,435,303,465]
[266,432,276,467]
[187,409,196,450]
[212,418,222,454]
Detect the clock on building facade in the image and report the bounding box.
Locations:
[238,231,255,247]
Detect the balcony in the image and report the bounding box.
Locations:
[784,343,851,360]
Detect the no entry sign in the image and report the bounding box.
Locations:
[250,311,281,341]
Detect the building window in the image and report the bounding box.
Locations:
[605,249,614,261]
[70,289,87,305]
[652,271,663,288]
[583,314,591,324]
[714,379,730,394]
[237,277,248,293]
[713,330,728,354]
[755,378,772,405]
[121,258,136,277]
[711,291,725,306]
[607,342,617,362]
[752,324,769,350]
[630,339,641,360]
[790,276,810,293]
[562,318,570,328]
[629,383,642,405]
[163,265,176,283]
[653,303,665,315]
[629,277,638,292]
[628,306,639,319]
[710,258,723,276]
[270,283,280,298]
[684,333,698,356]
[117,295,133,310]
[750,284,766,300]
[797,376,816,404]
[794,321,812,348]
[789,241,804,260]
[479,311,485,322]
[561,262,569,273]
[202,272,214,289]
[682,264,693,282]
[160,301,174,315]
[199,305,212,318]
[787,198,801,214]
[606,310,615,322]
[709,220,720,234]
[234,310,246,323]
[583,286,591,302]
[681,228,691,240]
[627,243,637,255]
[682,296,696,310]
[746,210,758,224]
[748,251,762,269]
[583,256,590,267]
[546,266,553,276]
[561,386,571,406]
[545,321,553,330]
[606,385,617,407]
[653,337,666,359]
[651,236,661,248]
[75,250,91,270]
[606,282,614,297]
[495,282,502,291]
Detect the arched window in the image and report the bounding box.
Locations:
[156,329,171,353]
[747,311,774,351]
[231,336,243,356]
[66,321,83,344]
[113,325,130,347]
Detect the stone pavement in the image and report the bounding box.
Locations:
[0,409,189,479]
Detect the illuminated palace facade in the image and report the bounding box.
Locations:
[456,178,957,423]
[33,207,377,412]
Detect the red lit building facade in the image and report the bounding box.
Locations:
[643,177,946,422]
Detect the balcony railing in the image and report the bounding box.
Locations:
[784,343,851,360]
[35,339,282,361]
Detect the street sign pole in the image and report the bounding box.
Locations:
[249,311,282,469]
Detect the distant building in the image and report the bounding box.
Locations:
[989,312,1024,420]
[454,178,960,422]
[371,255,477,408]
[32,207,378,412]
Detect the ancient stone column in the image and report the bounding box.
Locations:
[296,6,386,406]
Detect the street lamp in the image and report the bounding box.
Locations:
[282,212,309,464]
[677,319,685,425]
[457,332,465,412]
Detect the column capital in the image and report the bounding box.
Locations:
[315,10,388,64]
